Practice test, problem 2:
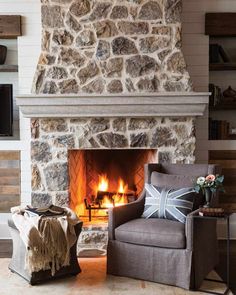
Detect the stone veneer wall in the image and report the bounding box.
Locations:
[31,117,195,207]
[33,0,192,94]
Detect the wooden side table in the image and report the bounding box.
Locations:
[194,214,231,295]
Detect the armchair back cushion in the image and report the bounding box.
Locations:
[151,171,195,188]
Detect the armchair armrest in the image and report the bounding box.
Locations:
[108,190,145,240]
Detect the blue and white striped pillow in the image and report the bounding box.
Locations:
[142,184,195,224]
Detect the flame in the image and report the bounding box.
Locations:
[98,174,109,192]
[102,195,114,208]
[96,174,128,209]
[117,178,128,194]
[113,194,127,206]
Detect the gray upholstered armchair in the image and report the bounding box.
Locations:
[107,163,221,290]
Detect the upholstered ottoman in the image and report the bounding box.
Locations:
[8,218,83,285]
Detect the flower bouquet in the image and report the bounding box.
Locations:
[194,174,225,208]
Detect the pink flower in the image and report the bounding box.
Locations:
[206,174,216,182]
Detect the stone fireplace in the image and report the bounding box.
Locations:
[30,115,196,221]
[17,0,209,255]
[26,112,201,256]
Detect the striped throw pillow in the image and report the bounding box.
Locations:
[142,184,195,224]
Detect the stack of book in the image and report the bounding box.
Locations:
[199,207,225,217]
[209,118,230,140]
[209,83,223,107]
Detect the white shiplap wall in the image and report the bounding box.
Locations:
[1,0,236,238]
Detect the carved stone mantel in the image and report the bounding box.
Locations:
[17,92,209,118]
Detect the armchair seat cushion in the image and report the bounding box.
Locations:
[115,218,186,249]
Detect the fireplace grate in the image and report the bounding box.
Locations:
[84,190,136,222]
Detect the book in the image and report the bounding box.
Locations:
[199,207,225,217]
[25,205,65,217]
[209,83,223,107]
[209,119,230,140]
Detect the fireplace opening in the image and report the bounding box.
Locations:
[69,149,157,223]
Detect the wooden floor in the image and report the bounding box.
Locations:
[1,239,235,294]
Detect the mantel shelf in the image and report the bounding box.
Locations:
[0,65,18,72]
[17,92,209,118]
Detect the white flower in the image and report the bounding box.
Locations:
[197,176,205,186]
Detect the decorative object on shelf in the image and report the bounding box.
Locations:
[223,86,236,102]
[0,45,7,64]
[230,127,236,135]
[204,187,212,208]
[194,174,225,208]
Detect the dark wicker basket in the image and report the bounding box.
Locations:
[0,45,7,64]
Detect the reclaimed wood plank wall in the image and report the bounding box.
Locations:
[0,151,20,213]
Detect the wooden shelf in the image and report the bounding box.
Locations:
[205,13,236,37]
[229,135,236,140]
[209,139,236,141]
[0,15,21,39]
[209,63,236,71]
[0,65,18,72]
[210,102,236,111]
[208,140,236,147]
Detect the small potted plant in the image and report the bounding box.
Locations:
[194,174,225,208]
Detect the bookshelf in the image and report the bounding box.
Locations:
[0,17,21,141]
[205,13,236,141]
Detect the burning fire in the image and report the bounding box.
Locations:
[97,174,128,207]
[117,178,128,194]
[98,174,109,192]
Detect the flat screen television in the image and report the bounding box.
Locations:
[0,84,13,136]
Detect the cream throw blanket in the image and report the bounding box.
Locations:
[11,207,80,276]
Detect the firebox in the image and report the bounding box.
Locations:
[69,149,156,223]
